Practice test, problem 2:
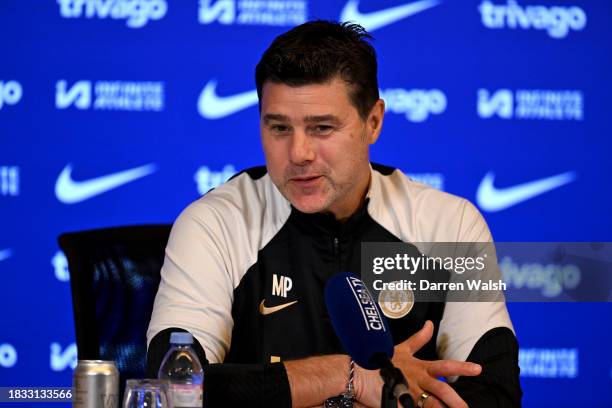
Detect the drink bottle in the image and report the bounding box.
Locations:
[158,332,204,408]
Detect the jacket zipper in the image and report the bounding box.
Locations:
[333,237,340,272]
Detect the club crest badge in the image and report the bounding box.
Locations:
[377,284,414,319]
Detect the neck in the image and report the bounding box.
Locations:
[328,168,371,223]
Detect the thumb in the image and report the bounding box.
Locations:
[402,320,434,354]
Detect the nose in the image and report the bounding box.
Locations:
[289,130,315,165]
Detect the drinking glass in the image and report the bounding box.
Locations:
[123,379,171,408]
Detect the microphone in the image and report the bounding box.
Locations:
[325,272,414,408]
[324,272,393,369]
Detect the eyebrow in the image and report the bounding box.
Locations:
[304,115,340,124]
[262,113,341,124]
[262,113,290,124]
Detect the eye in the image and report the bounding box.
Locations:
[312,125,334,135]
[270,124,291,134]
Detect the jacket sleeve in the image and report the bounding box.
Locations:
[146,201,236,365]
[450,327,522,407]
[146,182,293,407]
[438,200,522,406]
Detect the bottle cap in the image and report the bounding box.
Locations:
[170,332,193,345]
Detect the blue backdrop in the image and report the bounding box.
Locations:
[1,1,611,406]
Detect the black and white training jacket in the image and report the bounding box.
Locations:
[147,164,522,407]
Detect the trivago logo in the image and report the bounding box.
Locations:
[479,0,587,39]
[52,251,70,282]
[57,0,168,28]
[381,88,447,122]
[0,80,22,110]
[195,164,236,195]
[500,256,581,298]
[0,343,17,368]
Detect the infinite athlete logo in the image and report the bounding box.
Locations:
[477,89,583,121]
[55,163,157,204]
[50,343,77,371]
[476,171,577,212]
[197,80,258,119]
[199,0,306,26]
[0,80,22,110]
[0,166,19,197]
[56,80,91,109]
[340,0,441,32]
[519,348,578,378]
[56,80,165,111]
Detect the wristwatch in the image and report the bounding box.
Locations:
[324,360,355,408]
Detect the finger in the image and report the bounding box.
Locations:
[422,377,467,408]
[410,387,445,408]
[403,320,434,354]
[425,395,447,408]
[426,359,481,378]
[407,385,425,408]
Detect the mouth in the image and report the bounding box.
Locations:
[290,175,322,187]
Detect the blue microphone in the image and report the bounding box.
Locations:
[324,272,393,369]
[325,272,414,408]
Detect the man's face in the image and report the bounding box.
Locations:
[260,77,383,219]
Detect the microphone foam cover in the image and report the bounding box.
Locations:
[324,272,394,369]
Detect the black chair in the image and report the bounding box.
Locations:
[58,224,171,392]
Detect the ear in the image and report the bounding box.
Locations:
[365,99,385,144]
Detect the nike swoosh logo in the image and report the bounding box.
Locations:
[259,299,298,316]
[476,171,577,212]
[0,249,13,262]
[340,0,441,32]
[198,79,258,119]
[55,163,157,204]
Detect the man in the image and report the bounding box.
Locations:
[147,21,521,407]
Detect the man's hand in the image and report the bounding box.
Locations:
[353,321,481,408]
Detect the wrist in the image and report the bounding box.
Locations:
[324,356,356,408]
[284,354,352,407]
[352,363,385,407]
[352,362,368,402]
[337,355,353,396]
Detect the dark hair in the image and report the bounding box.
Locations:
[255,20,379,120]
